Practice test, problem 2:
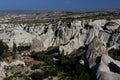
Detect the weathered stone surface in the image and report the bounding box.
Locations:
[93,54,120,80]
[0,19,120,54]
[86,36,108,68]
[86,36,120,80]
[104,21,119,31]
[31,38,45,52]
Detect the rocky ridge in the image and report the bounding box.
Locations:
[0,17,120,80]
[0,19,120,54]
[86,36,120,80]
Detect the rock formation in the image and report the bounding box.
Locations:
[0,12,120,80]
[86,36,108,68]
[0,19,120,55]
[86,36,120,80]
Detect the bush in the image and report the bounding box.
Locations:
[4,76,13,80]
[0,40,10,58]
[1,52,12,58]
[30,51,52,62]
[43,67,59,76]
[29,72,44,80]
[47,46,59,54]
[4,72,28,80]
[30,50,57,64]
[108,48,120,60]
[17,46,30,52]
[31,64,41,70]
[30,51,46,61]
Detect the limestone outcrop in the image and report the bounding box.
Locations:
[86,36,120,80]
[0,19,120,54]
[86,36,108,68]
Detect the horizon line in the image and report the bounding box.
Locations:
[0,8,119,13]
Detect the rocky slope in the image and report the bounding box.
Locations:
[0,16,120,80]
[86,36,120,80]
[0,19,120,54]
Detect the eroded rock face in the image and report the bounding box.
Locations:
[93,54,120,80]
[30,38,45,52]
[109,26,120,49]
[104,21,119,31]
[85,36,120,80]
[0,19,120,54]
[98,30,112,47]
[86,36,108,68]
[0,15,120,80]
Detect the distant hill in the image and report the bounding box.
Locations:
[0,10,42,15]
[0,9,120,15]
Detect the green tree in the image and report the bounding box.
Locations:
[12,42,17,54]
[0,40,10,58]
[29,72,44,80]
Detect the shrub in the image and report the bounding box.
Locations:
[1,52,12,58]
[29,72,45,80]
[0,40,10,58]
[47,46,59,54]
[43,67,59,76]
[30,51,54,63]
[12,42,17,54]
[108,48,120,60]
[31,64,41,70]
[17,46,30,52]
